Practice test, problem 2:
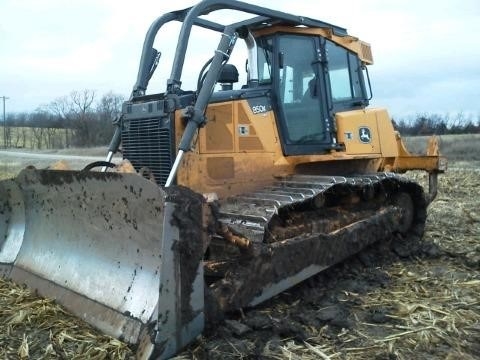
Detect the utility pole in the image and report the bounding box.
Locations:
[1,96,9,148]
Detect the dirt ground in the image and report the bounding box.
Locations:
[0,165,479,359]
[173,166,480,360]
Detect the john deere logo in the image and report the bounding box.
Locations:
[359,127,371,143]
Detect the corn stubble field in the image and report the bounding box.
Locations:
[0,134,479,359]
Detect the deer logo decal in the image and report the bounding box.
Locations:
[359,127,371,144]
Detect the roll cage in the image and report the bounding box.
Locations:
[127,0,365,186]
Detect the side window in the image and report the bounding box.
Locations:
[257,37,273,84]
[326,40,363,101]
[349,53,363,98]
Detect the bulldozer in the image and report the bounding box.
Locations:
[0,0,446,358]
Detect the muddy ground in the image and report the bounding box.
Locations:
[0,166,479,359]
[174,166,480,360]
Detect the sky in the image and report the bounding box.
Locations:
[1,0,479,119]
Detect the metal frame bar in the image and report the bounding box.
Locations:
[132,0,348,97]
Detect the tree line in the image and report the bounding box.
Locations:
[1,91,479,149]
[2,90,124,149]
[393,112,480,136]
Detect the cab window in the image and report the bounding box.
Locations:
[257,37,273,84]
[326,40,363,101]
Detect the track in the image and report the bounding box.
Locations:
[205,173,427,320]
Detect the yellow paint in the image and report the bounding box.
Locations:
[175,101,443,197]
[336,110,381,154]
[254,26,373,64]
[336,108,398,157]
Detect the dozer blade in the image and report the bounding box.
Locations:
[0,169,206,359]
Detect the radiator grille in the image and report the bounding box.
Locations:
[121,117,173,186]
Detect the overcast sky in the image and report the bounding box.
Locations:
[1,0,479,119]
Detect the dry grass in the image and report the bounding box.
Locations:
[0,280,134,359]
[405,133,480,164]
[0,139,479,359]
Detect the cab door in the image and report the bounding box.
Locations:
[274,34,335,155]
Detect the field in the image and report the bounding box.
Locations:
[404,133,480,167]
[0,135,479,359]
[0,126,70,152]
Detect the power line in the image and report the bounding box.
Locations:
[1,96,9,148]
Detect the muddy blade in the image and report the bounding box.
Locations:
[0,169,165,344]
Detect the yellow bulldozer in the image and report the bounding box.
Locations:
[0,1,446,358]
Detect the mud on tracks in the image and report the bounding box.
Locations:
[177,167,480,360]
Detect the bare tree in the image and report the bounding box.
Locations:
[20,127,28,148]
[71,90,96,146]
[9,89,126,149]
[12,129,21,148]
[31,127,45,149]
[5,126,11,148]
[48,96,74,148]
[47,90,97,147]
[95,91,124,144]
